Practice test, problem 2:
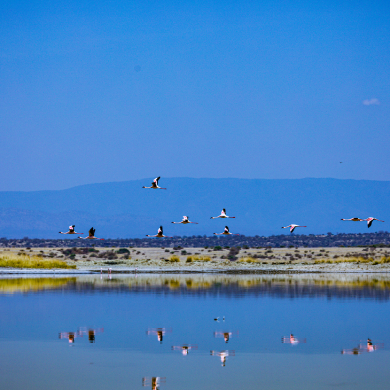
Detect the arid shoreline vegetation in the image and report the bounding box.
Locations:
[0,231,390,249]
[0,253,76,269]
[1,245,390,272]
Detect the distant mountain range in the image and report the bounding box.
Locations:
[0,178,388,238]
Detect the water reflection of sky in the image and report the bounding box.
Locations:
[1,275,390,389]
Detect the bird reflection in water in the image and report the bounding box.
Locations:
[210,350,235,366]
[342,338,384,355]
[282,334,306,345]
[214,331,238,343]
[171,344,198,355]
[146,328,172,343]
[142,377,166,389]
[59,331,79,344]
[59,327,104,344]
[78,327,104,343]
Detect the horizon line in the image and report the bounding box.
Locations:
[1,176,389,193]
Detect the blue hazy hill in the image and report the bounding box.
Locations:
[0,178,388,238]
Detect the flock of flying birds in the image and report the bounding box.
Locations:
[59,177,385,239]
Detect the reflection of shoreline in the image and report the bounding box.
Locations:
[0,277,76,294]
[2,274,390,298]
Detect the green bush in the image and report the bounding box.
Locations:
[116,248,130,254]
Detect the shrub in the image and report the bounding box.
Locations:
[116,248,130,254]
[97,251,118,260]
[214,246,222,251]
[186,257,193,263]
[169,255,180,262]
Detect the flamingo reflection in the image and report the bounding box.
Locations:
[171,344,198,356]
[210,350,235,366]
[282,334,306,345]
[59,327,104,344]
[59,331,79,344]
[142,377,166,389]
[146,328,172,343]
[214,331,238,343]
[78,327,104,343]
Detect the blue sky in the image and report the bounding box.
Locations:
[1,0,389,191]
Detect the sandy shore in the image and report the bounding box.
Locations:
[0,246,390,273]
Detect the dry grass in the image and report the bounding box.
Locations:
[238,257,259,263]
[314,256,374,264]
[0,253,76,269]
[169,255,180,262]
[186,255,211,262]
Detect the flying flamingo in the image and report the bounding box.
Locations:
[282,334,306,345]
[282,224,307,233]
[142,377,166,389]
[146,226,172,238]
[146,327,172,343]
[363,217,385,228]
[214,331,239,343]
[341,217,364,222]
[59,331,79,344]
[360,338,384,352]
[213,226,239,236]
[211,208,235,219]
[171,344,198,356]
[210,350,235,366]
[59,225,83,235]
[171,216,198,224]
[342,338,384,355]
[142,176,166,190]
[78,227,104,240]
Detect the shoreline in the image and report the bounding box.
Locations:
[1,266,390,274]
[1,246,390,274]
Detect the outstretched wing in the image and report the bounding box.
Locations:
[154,176,160,185]
[89,227,95,237]
[368,220,373,228]
[159,226,163,234]
[224,226,229,233]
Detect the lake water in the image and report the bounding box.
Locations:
[1,273,390,389]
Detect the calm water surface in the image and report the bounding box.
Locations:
[1,274,390,389]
